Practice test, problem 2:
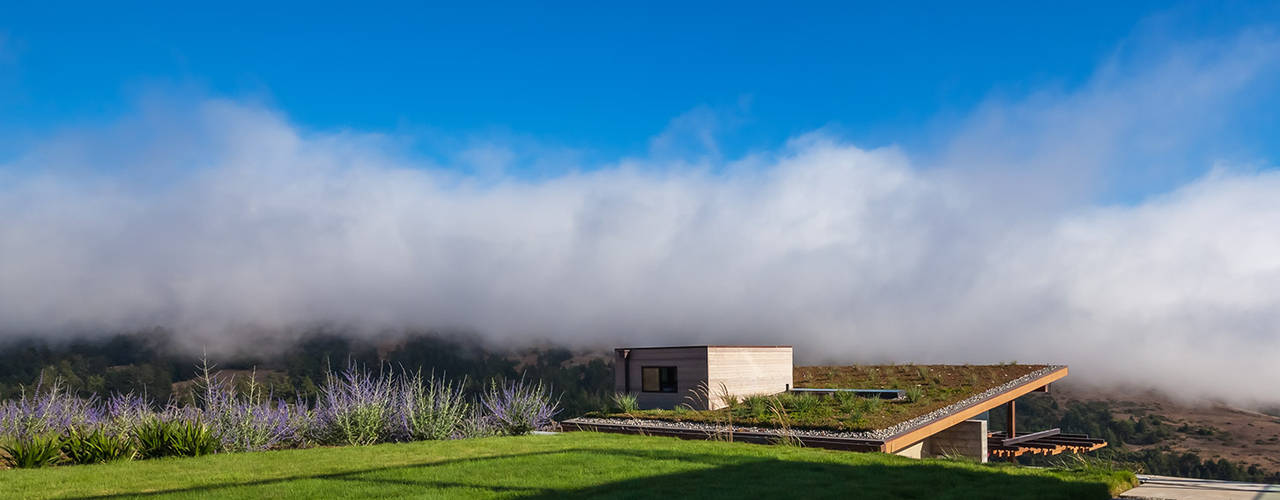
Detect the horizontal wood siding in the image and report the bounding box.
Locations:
[706,347,793,409]
[615,347,711,410]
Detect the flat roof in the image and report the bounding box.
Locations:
[566,365,1071,454]
[584,363,1069,454]
[615,345,792,351]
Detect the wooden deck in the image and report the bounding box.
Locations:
[987,430,1107,458]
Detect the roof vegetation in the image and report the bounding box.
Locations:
[596,363,1047,432]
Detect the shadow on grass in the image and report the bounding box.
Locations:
[68,447,1112,500]
[530,450,1112,500]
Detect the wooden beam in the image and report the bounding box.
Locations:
[1006,400,1016,438]
[1002,428,1060,446]
[881,366,1069,454]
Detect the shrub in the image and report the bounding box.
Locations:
[611,393,639,414]
[457,405,498,439]
[1,433,63,468]
[62,427,136,464]
[314,367,394,446]
[905,386,925,404]
[395,370,470,441]
[671,405,692,416]
[481,376,560,436]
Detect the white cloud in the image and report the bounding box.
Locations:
[1,32,1279,404]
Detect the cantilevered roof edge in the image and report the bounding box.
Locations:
[880,366,1069,454]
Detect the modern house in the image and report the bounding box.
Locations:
[613,345,793,410]
[574,345,1107,463]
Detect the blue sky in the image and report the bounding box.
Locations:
[4,1,1277,164]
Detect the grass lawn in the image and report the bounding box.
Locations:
[597,364,1049,432]
[1,432,1135,499]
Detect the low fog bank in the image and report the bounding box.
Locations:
[2,32,1279,405]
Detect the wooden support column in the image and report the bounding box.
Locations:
[1006,399,1016,438]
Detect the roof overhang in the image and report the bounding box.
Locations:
[880,366,1069,453]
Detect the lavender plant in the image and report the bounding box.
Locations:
[0,379,97,440]
[0,364,566,469]
[103,393,151,435]
[480,376,560,436]
[197,362,298,452]
[457,404,498,439]
[394,370,470,441]
[313,366,394,446]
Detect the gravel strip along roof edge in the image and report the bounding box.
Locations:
[565,365,1065,442]
[878,364,1065,441]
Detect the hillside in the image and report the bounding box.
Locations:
[2,432,1134,499]
[1049,383,1280,474]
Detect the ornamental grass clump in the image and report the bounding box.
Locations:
[314,366,394,446]
[61,426,136,464]
[860,395,883,413]
[611,392,639,414]
[788,393,822,413]
[1,433,63,468]
[481,376,560,436]
[905,386,925,403]
[133,414,217,457]
[834,391,860,413]
[394,370,470,441]
[133,413,219,459]
[742,395,771,420]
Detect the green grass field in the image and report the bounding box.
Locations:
[1,432,1135,499]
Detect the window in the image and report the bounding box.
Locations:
[641,366,677,393]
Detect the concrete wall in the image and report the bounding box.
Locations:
[892,440,925,459]
[892,419,989,462]
[706,346,793,409]
[614,347,710,410]
[924,419,988,462]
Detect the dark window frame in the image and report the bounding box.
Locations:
[640,366,678,393]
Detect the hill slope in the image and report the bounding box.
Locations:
[1051,383,1280,474]
[2,432,1133,499]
